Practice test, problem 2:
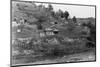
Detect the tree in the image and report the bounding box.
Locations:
[63,11,69,20]
[86,21,96,42]
[72,16,77,23]
[50,11,55,17]
[58,9,64,18]
[81,21,96,48]
[48,4,53,11]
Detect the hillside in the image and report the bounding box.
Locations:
[11,1,96,66]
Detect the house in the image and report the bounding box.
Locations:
[12,18,27,27]
[19,18,29,24]
[12,21,18,27]
[39,32,45,37]
[45,27,59,36]
[39,27,59,37]
[12,20,20,27]
[46,32,54,36]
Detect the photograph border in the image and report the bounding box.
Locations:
[10,0,96,67]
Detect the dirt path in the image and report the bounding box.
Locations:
[12,49,95,66]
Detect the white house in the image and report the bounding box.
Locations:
[12,21,20,27]
[46,32,54,35]
[39,32,45,37]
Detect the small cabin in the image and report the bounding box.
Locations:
[45,28,59,35]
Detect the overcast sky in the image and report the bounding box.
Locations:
[36,3,95,18]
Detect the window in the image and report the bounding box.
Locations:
[53,31,59,34]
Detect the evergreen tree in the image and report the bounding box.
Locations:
[48,4,53,11]
[64,11,69,20]
[58,9,64,18]
[72,16,77,23]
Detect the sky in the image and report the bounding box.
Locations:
[35,3,95,18]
